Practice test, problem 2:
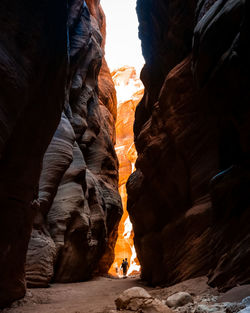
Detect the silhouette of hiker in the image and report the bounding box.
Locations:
[121,258,129,277]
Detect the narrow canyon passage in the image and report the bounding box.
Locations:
[100,0,144,277]
[109,67,143,277]
[0,0,250,311]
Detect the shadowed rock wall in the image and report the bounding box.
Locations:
[25,0,122,286]
[0,0,121,307]
[127,0,250,291]
[0,0,68,307]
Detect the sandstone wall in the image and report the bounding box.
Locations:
[109,67,143,276]
[0,0,68,307]
[0,0,122,307]
[25,0,122,286]
[127,0,250,291]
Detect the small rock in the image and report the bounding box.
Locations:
[140,298,173,313]
[194,304,225,313]
[166,292,193,308]
[115,287,151,310]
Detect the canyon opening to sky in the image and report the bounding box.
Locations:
[1,0,250,310]
[101,0,143,277]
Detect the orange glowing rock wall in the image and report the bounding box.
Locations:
[109,66,143,276]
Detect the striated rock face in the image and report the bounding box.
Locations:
[25,0,122,286]
[109,67,143,276]
[0,0,68,307]
[0,0,121,306]
[127,0,250,291]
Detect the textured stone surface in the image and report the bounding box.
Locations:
[109,67,143,276]
[0,0,121,306]
[0,0,67,307]
[140,298,173,313]
[26,0,122,286]
[25,113,75,287]
[25,230,56,288]
[127,0,250,291]
[166,292,193,308]
[115,287,172,313]
[115,287,151,310]
[218,286,250,303]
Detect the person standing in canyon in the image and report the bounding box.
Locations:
[121,258,129,277]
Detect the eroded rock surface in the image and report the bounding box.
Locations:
[0,0,68,307]
[127,0,250,290]
[166,292,194,308]
[115,287,173,313]
[25,0,122,286]
[0,0,121,306]
[109,67,143,276]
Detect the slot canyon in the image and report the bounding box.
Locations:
[0,0,250,312]
[109,66,143,277]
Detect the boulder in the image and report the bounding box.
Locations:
[166,292,193,308]
[115,287,173,313]
[115,287,151,310]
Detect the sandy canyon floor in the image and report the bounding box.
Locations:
[1,277,151,313]
[1,276,249,313]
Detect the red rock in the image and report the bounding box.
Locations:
[25,0,122,285]
[128,0,250,291]
[0,0,67,307]
[0,0,122,306]
[109,67,143,276]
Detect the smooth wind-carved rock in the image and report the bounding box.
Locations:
[109,66,143,276]
[25,0,122,286]
[127,0,250,291]
[0,0,121,306]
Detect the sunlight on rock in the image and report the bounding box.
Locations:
[109,66,143,277]
[123,216,133,240]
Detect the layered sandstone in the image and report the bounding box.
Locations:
[0,0,121,306]
[25,0,122,286]
[109,67,143,276]
[127,0,250,291]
